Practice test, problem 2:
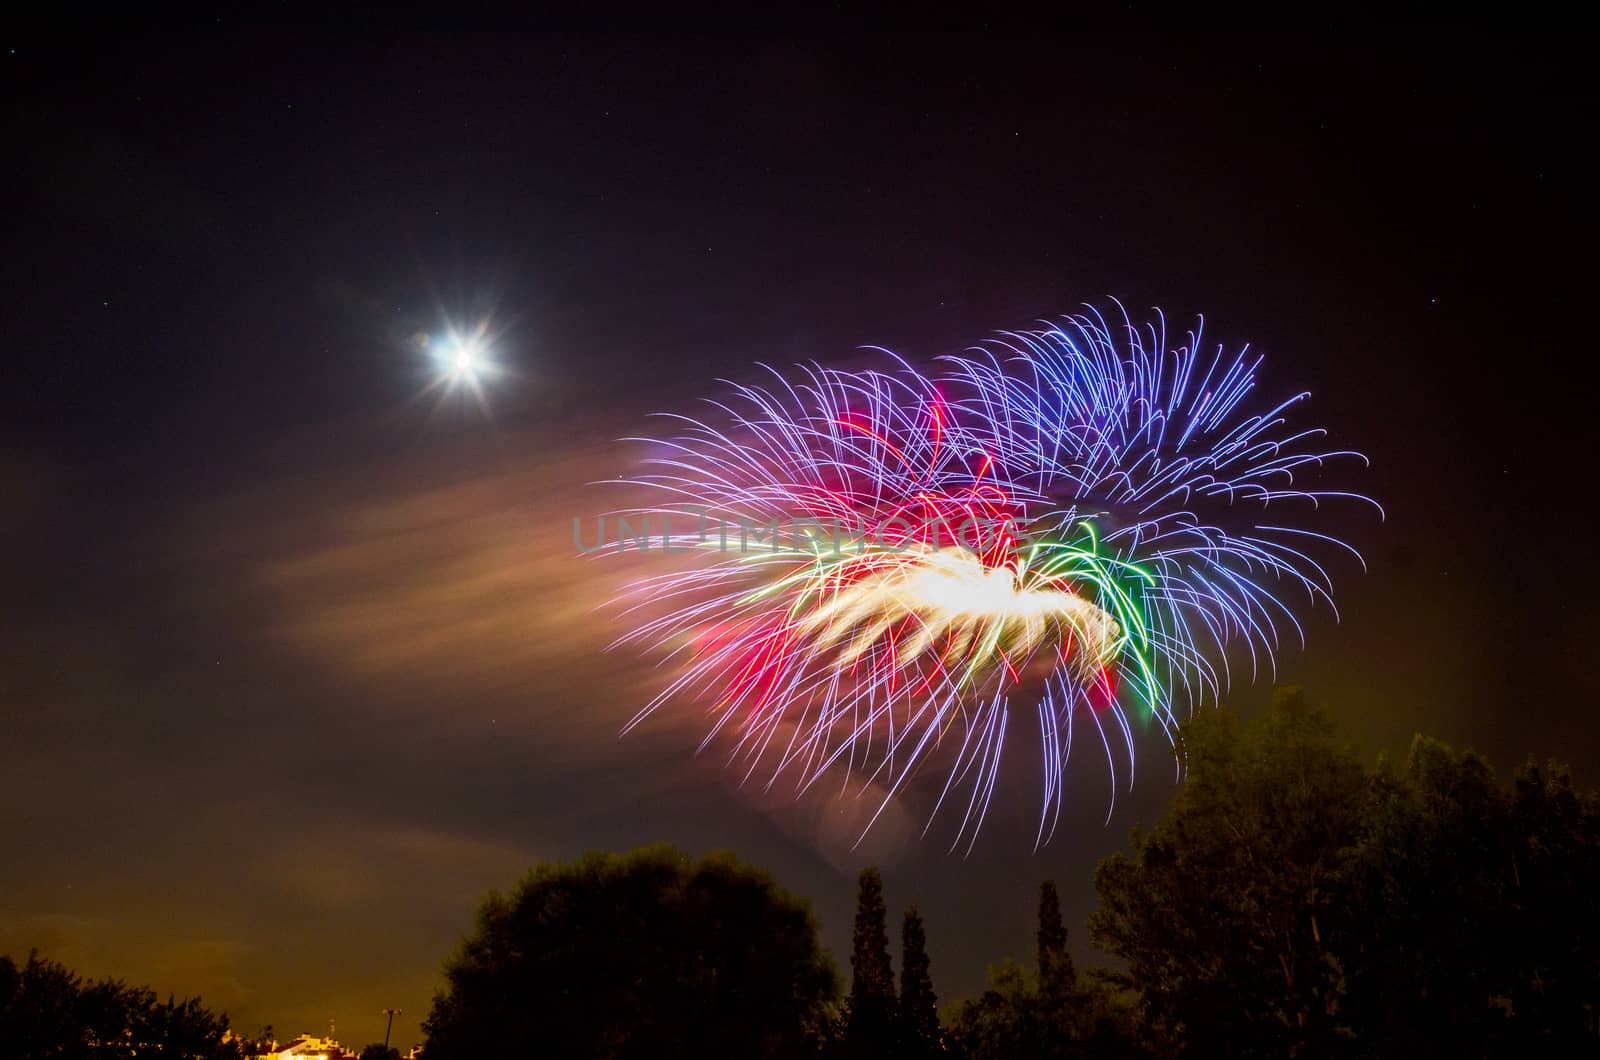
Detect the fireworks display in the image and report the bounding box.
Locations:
[606,304,1379,850]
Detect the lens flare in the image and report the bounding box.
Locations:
[605,304,1379,851]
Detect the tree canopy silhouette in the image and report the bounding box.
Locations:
[946,922,1151,1058]
[0,951,243,1060]
[1091,687,1600,1058]
[420,845,838,1060]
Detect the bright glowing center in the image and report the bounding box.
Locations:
[907,554,1050,618]
[447,340,485,382]
[797,547,1121,681]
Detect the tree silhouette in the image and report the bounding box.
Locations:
[898,904,940,1056]
[421,845,837,1060]
[1091,688,1600,1057]
[946,961,1155,1058]
[1503,758,1600,1045]
[845,866,897,1055]
[0,951,244,1059]
[239,1025,275,1057]
[946,875,1154,1059]
[1338,739,1600,1056]
[1092,688,1365,1056]
[1036,880,1075,1000]
[946,961,1047,1059]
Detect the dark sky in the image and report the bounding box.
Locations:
[2,28,1594,1050]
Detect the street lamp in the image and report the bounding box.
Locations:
[381,1008,403,1053]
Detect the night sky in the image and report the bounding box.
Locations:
[2,29,1593,1050]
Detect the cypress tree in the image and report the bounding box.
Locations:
[847,867,897,1052]
[899,903,940,1055]
[1038,879,1076,995]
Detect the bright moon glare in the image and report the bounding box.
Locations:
[446,339,487,383]
[430,326,497,390]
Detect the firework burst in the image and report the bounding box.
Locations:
[604,303,1379,851]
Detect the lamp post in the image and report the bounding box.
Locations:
[381,1008,402,1053]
